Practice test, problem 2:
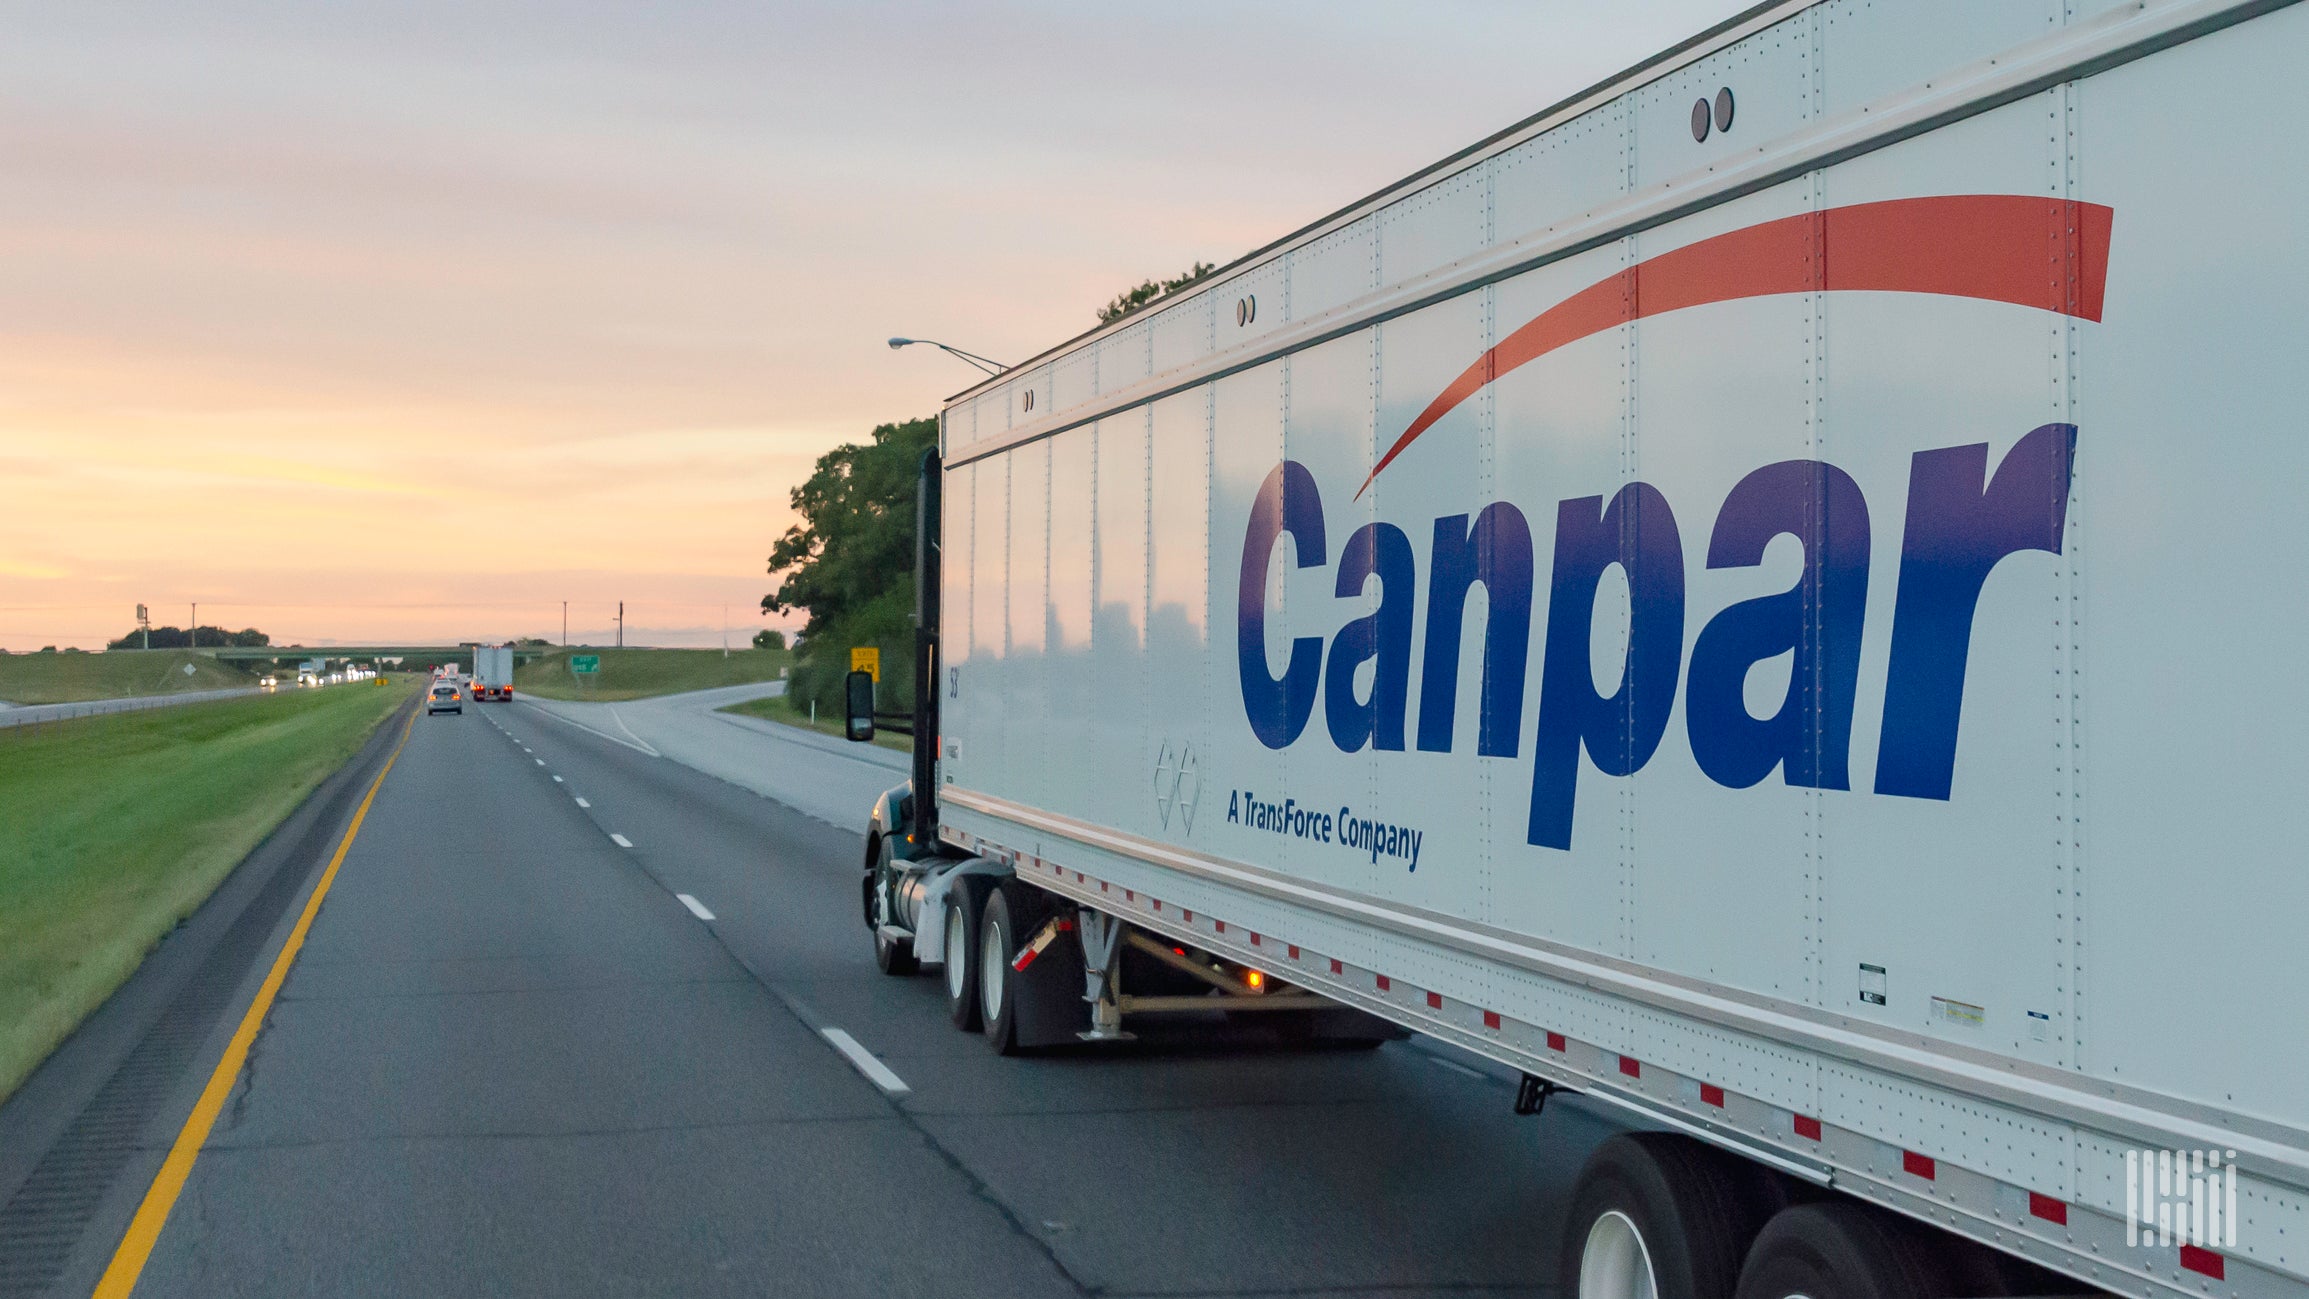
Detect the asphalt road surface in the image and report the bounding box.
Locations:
[23,689,1634,1297]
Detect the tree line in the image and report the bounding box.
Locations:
[106,625,270,650]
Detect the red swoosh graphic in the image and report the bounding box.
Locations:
[1357,194,2114,498]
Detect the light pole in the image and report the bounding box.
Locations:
[562,601,568,647]
[887,337,1009,376]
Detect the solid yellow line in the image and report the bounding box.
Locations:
[92,703,419,1299]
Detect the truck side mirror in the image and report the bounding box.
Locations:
[844,669,875,742]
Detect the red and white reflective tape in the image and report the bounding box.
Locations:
[1012,917,1075,972]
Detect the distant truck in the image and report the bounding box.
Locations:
[473,645,514,702]
[854,3,2309,1297]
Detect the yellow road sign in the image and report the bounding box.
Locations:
[850,647,880,682]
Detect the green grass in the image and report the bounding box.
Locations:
[513,647,794,702]
[718,693,914,752]
[0,683,412,1102]
[0,649,256,705]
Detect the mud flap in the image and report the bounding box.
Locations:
[1006,900,1091,1048]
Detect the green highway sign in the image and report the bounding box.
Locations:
[569,655,601,674]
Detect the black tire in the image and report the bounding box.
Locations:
[874,924,919,977]
[978,887,1027,1055]
[944,875,993,1032]
[866,837,919,976]
[979,883,1055,1054]
[1735,1201,1953,1299]
[1560,1133,1779,1299]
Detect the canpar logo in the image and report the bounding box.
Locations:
[1236,195,2111,851]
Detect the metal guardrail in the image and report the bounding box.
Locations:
[0,688,263,736]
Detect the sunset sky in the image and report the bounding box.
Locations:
[2,1,1733,651]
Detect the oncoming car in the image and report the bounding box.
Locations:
[426,682,462,716]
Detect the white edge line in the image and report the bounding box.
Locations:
[820,1028,910,1096]
[575,797,590,808]
[610,833,633,848]
[607,705,658,755]
[521,700,661,757]
[676,893,715,921]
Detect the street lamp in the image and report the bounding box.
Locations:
[887,337,1008,377]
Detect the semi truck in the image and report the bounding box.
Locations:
[473,644,514,702]
[854,2,2309,1295]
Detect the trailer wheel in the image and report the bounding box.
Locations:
[1561,1133,1772,1299]
[1734,1201,1951,1299]
[944,875,993,1031]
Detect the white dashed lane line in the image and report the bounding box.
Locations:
[676,893,714,921]
[552,776,563,783]
[535,759,545,767]
[820,1028,910,1096]
[575,797,591,808]
[610,833,633,848]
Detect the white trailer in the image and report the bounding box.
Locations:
[861,3,2309,1295]
[473,644,514,702]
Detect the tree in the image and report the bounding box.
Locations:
[107,625,268,650]
[763,417,936,644]
[1097,261,1216,324]
[763,416,936,718]
[752,628,786,651]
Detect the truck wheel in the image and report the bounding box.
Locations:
[874,926,919,977]
[978,888,1023,1054]
[1561,1133,1772,1299]
[977,884,1050,1055]
[867,838,918,977]
[1735,1202,1951,1299]
[945,875,993,1032]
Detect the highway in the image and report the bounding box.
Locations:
[4,686,1632,1297]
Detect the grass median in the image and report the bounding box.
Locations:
[513,647,791,702]
[718,693,912,752]
[0,683,411,1102]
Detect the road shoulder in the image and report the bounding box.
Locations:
[0,696,416,1297]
